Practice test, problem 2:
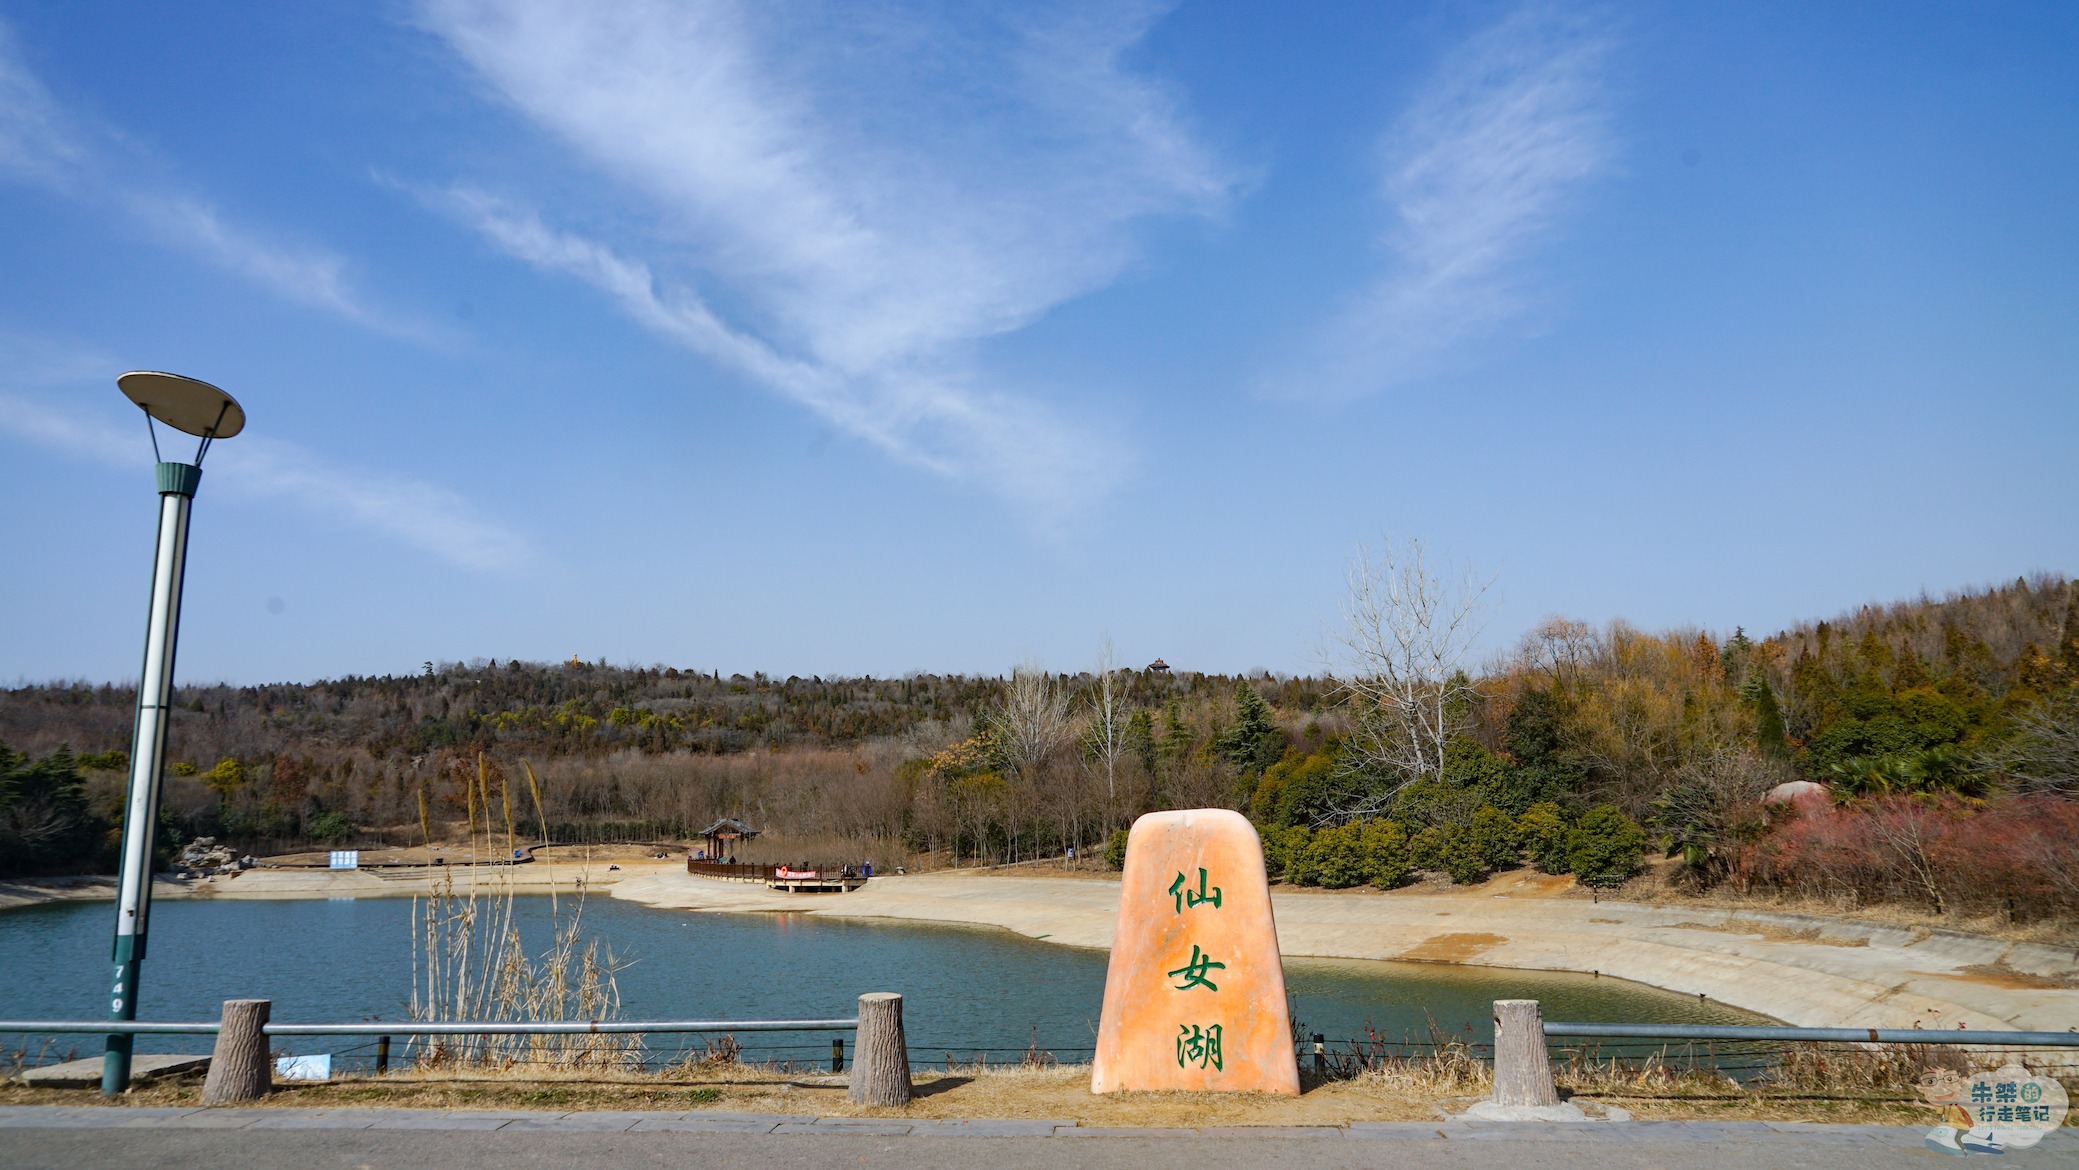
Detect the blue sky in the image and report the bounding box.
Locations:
[2,1,2074,685]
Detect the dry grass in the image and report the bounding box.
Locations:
[11,1047,2073,1127]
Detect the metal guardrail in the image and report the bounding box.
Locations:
[1545,1022,2079,1046]
[0,1018,857,1037]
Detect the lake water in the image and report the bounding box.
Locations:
[0,895,1763,1069]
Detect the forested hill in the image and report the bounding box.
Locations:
[3,574,2074,925]
[0,663,1329,765]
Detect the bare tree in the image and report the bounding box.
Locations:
[1084,637,1128,801]
[1984,691,2079,795]
[997,660,1073,780]
[1326,536,1496,810]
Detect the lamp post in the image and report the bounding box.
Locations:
[103,371,245,1097]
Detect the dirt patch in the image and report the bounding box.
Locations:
[1912,963,2079,991]
[1397,933,1509,963]
[1661,920,1869,947]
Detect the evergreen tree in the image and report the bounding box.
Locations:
[1739,673,1790,756]
[0,743,106,878]
[1213,682,1285,774]
[1499,689,1584,805]
[1722,626,1755,686]
[1156,703,1195,772]
[1123,708,1156,775]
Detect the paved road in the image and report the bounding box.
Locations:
[4,1106,2075,1168]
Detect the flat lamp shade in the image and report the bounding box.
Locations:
[117,371,245,439]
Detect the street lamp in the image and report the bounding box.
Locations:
[103,371,245,1096]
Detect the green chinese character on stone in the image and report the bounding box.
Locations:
[1168,867,1222,913]
[1175,1023,1224,1070]
[1167,944,1226,992]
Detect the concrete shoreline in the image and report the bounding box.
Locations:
[6,865,2077,1033]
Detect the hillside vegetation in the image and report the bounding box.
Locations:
[4,573,2075,927]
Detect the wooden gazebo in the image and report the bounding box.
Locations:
[696,817,760,862]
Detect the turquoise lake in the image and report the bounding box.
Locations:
[0,896,1763,1070]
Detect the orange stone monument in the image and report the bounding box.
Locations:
[1091,808,1300,1094]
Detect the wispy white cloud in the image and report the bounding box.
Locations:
[418,0,1231,515]
[0,347,534,574]
[0,21,437,342]
[1274,4,1615,400]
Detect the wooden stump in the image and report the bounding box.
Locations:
[200,999,271,1105]
[847,992,911,1107]
[1491,999,1559,1107]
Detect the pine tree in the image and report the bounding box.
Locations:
[1740,673,1790,756]
[1156,703,1195,772]
[1213,682,1285,774]
[1124,709,1156,775]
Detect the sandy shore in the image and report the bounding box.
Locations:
[8,864,2076,1033]
[603,869,2079,1033]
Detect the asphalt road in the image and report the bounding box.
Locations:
[4,1107,2075,1169]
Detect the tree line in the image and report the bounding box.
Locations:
[4,559,2075,928]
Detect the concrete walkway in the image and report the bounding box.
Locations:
[3,1105,2073,1168]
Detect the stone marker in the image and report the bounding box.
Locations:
[1091,809,1299,1095]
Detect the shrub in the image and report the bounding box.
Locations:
[1104,828,1130,870]
[1268,751,1340,828]
[1516,802,1570,873]
[307,810,354,845]
[1430,824,1493,885]
[1360,819,1411,889]
[1247,767,1285,825]
[1408,825,1445,872]
[1279,826,1321,885]
[1392,779,1480,830]
[1566,805,1646,887]
[1467,806,1520,871]
[1307,822,1368,888]
[1731,793,2079,919]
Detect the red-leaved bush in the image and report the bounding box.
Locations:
[1729,794,2079,921]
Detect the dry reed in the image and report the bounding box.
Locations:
[407,755,635,1071]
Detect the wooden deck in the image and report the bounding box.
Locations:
[766,876,869,893]
[686,857,869,893]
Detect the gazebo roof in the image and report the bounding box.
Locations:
[698,817,760,838]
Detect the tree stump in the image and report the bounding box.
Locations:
[847,992,911,1106]
[1491,999,1559,1107]
[200,999,271,1105]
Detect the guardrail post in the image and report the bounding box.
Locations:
[376,1034,391,1074]
[1492,999,1559,1108]
[1312,1033,1326,1076]
[831,1037,845,1073]
[848,993,911,1106]
[201,999,271,1105]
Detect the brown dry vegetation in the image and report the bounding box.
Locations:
[5,1054,2073,1127]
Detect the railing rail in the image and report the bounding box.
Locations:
[685,859,779,881]
[1543,1022,2079,1046]
[0,1018,857,1037]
